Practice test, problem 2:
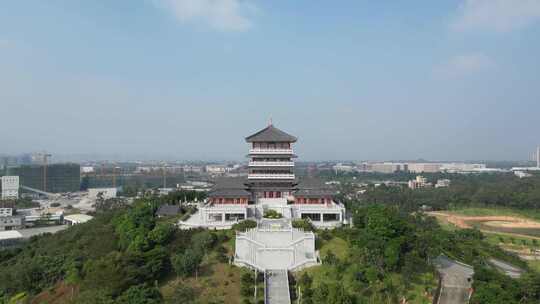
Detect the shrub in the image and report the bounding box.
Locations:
[232,220,257,232]
[292,219,315,231]
[263,210,282,219]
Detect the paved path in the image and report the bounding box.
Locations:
[434,256,474,304]
[265,269,291,304]
[488,258,524,279]
[17,225,69,238]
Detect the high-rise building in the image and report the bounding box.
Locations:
[8,164,80,193]
[537,146,540,168]
[1,176,19,199]
[370,163,404,173]
[408,163,441,173]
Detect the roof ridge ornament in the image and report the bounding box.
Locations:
[268,117,273,126]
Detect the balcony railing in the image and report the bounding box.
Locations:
[248,173,295,179]
[249,161,294,167]
[249,148,293,154]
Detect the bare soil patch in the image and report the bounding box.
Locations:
[427,212,540,230]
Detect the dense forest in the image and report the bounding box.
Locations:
[330,172,540,212]
[2,174,540,303]
[0,191,227,304]
[295,204,540,304]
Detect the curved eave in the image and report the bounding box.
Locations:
[246,154,298,158]
[246,179,298,183]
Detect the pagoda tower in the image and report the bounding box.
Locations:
[245,123,297,202]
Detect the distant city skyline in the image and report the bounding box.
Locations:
[1,1,539,161]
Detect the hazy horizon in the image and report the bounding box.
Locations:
[1,1,539,161]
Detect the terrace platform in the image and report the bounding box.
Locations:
[235,219,319,271]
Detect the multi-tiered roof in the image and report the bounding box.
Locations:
[245,124,297,143]
[208,124,337,204]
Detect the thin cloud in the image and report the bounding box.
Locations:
[0,39,10,48]
[452,0,540,32]
[155,0,257,32]
[435,53,495,78]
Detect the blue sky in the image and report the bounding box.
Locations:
[1,0,539,161]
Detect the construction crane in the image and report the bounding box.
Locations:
[41,152,52,192]
[112,166,121,188]
[162,165,167,189]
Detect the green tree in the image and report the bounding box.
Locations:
[116,285,162,304]
[166,284,196,304]
[171,249,203,278]
[148,223,174,245]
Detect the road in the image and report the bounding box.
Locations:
[265,269,291,304]
[434,256,474,304]
[489,258,524,279]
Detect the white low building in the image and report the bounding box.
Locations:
[1,176,19,200]
[0,208,13,217]
[408,163,441,173]
[408,176,432,189]
[64,214,94,225]
[435,179,451,188]
[88,188,117,200]
[515,171,533,178]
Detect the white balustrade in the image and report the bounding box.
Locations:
[248,173,295,179]
[248,161,294,167]
[249,148,293,154]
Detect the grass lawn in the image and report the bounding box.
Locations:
[527,260,540,273]
[399,272,438,304]
[319,236,350,261]
[160,247,244,304]
[298,266,437,304]
[484,233,540,249]
[448,207,540,221]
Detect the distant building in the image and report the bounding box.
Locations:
[369,163,406,174]
[17,208,63,224]
[515,171,533,178]
[81,166,95,174]
[156,205,181,218]
[440,163,486,173]
[0,216,24,231]
[408,163,441,173]
[435,179,451,188]
[205,165,227,175]
[408,176,432,189]
[0,208,13,217]
[0,230,24,248]
[88,188,117,200]
[7,163,80,193]
[64,214,93,225]
[177,180,212,192]
[158,188,174,196]
[183,165,203,173]
[333,163,354,173]
[1,176,19,199]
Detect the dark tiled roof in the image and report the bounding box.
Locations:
[208,188,251,198]
[209,177,251,198]
[211,177,248,188]
[245,125,297,143]
[156,205,180,216]
[294,178,336,197]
